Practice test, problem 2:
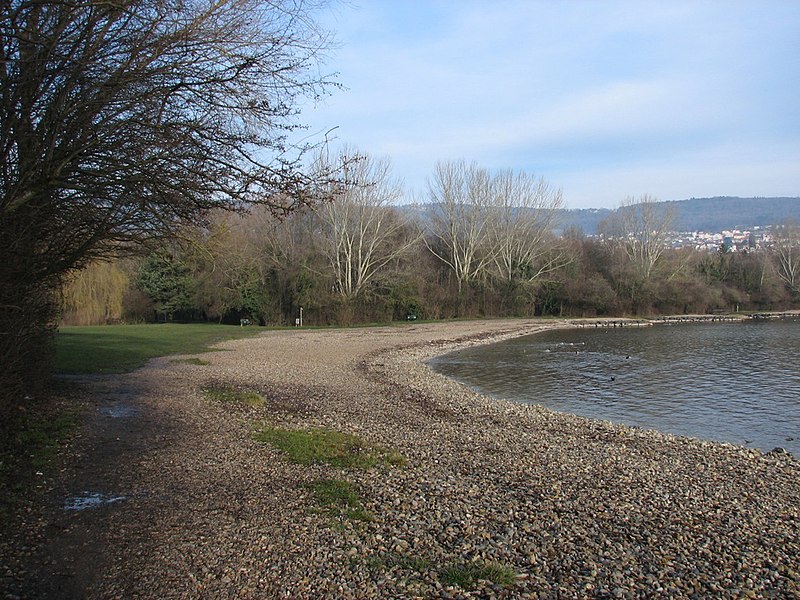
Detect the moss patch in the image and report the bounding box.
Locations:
[173,357,210,366]
[0,405,79,520]
[439,560,517,589]
[307,478,372,522]
[252,425,405,469]
[203,386,264,408]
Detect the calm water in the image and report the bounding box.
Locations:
[429,319,800,455]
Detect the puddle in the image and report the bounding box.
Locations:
[64,492,127,511]
[100,404,138,418]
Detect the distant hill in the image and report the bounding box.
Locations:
[558,197,800,235]
[401,197,800,235]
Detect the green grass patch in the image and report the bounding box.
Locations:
[0,406,79,521]
[364,555,386,570]
[55,323,262,374]
[396,555,431,572]
[23,411,79,470]
[172,357,211,366]
[203,386,265,408]
[307,478,372,522]
[439,560,517,589]
[3,410,78,473]
[252,425,405,469]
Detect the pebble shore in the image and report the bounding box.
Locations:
[8,319,799,598]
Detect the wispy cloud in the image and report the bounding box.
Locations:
[301,1,800,208]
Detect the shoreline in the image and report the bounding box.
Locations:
[5,317,799,598]
[368,318,787,456]
[399,316,798,458]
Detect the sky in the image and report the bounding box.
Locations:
[295,1,800,209]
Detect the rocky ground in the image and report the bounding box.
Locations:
[2,319,798,599]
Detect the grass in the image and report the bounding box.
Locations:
[397,555,432,572]
[55,318,525,374]
[439,560,517,589]
[252,425,406,469]
[55,323,262,374]
[0,409,78,473]
[366,553,431,573]
[363,553,515,591]
[0,405,79,521]
[307,478,372,522]
[172,357,211,366]
[203,386,265,408]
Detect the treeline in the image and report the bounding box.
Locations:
[61,158,800,327]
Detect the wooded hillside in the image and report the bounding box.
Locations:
[556,197,800,235]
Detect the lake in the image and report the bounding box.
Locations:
[428,319,800,456]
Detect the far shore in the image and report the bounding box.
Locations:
[5,317,799,598]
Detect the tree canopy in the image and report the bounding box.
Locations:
[1,0,337,268]
[0,0,337,410]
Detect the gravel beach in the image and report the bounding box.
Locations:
[4,318,799,599]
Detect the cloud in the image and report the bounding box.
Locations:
[300,1,800,208]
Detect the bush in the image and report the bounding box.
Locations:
[0,281,59,415]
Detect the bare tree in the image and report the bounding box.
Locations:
[771,223,800,294]
[0,0,337,406]
[425,161,496,292]
[2,0,337,265]
[313,149,420,299]
[490,169,570,284]
[600,195,675,281]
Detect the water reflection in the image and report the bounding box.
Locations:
[429,320,800,455]
[64,491,127,511]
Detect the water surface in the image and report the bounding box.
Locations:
[429,319,800,455]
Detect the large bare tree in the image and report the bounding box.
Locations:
[0,0,337,406]
[425,160,496,292]
[313,149,419,299]
[490,169,570,284]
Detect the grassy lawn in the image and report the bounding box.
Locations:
[55,323,263,374]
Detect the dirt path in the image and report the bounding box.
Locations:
[4,366,188,597]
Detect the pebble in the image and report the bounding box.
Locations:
[2,319,798,598]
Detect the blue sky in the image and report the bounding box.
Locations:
[297,1,800,209]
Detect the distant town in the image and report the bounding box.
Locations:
[644,225,776,252]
